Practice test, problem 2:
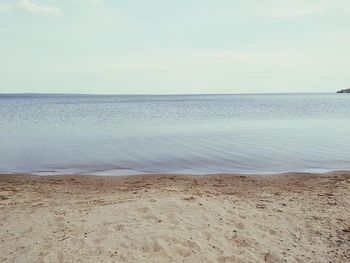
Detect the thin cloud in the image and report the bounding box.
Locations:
[0,0,105,16]
[15,0,62,17]
[0,0,62,16]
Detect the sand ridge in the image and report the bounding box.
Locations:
[0,172,349,262]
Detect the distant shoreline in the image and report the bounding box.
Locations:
[337,88,350,93]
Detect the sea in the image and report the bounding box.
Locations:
[0,93,349,175]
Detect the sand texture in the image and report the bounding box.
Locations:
[0,172,350,262]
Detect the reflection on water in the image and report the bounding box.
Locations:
[0,93,350,175]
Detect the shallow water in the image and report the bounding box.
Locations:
[1,93,350,175]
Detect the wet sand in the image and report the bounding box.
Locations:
[0,172,349,262]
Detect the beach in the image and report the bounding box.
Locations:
[0,172,349,262]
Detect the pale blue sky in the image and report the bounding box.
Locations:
[1,0,349,94]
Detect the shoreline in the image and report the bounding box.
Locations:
[1,172,350,262]
[2,168,349,177]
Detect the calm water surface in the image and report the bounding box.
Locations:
[1,93,350,175]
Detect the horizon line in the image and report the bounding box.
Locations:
[0,91,337,97]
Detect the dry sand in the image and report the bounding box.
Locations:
[0,172,349,263]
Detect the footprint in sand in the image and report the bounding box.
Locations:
[151,239,165,253]
[269,229,277,235]
[142,214,161,223]
[93,236,107,245]
[137,207,150,213]
[235,222,245,229]
[100,227,110,235]
[113,224,125,231]
[263,251,281,263]
[71,238,86,249]
[217,255,238,263]
[186,240,200,250]
[174,245,191,257]
[232,237,250,248]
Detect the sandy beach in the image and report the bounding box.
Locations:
[0,172,349,262]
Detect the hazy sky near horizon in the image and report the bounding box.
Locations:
[1,0,350,94]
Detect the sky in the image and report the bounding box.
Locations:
[0,0,350,94]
